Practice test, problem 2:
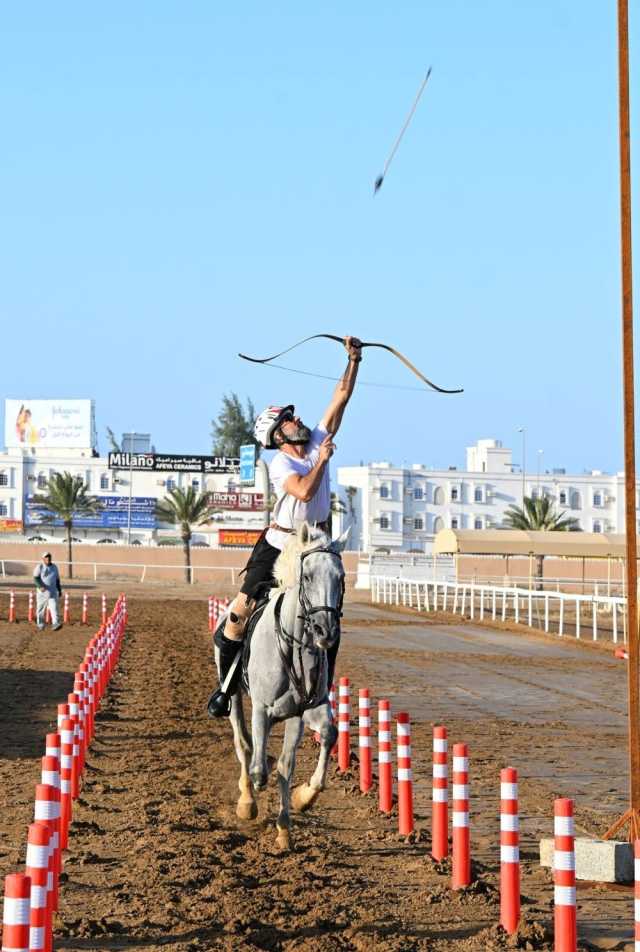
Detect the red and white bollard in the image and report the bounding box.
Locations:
[63,592,70,624]
[81,593,88,625]
[378,700,392,813]
[452,742,471,889]
[500,767,520,934]
[28,591,34,624]
[66,694,82,799]
[33,783,61,918]
[338,677,350,772]
[25,822,51,952]
[59,720,74,847]
[432,725,448,860]
[8,589,16,623]
[2,872,31,952]
[101,593,107,626]
[208,596,214,632]
[396,712,414,835]
[358,689,372,793]
[554,798,576,952]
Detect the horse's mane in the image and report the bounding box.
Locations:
[273,523,331,590]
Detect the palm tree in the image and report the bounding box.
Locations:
[155,487,219,584]
[502,494,580,587]
[31,472,103,579]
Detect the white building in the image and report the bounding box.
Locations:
[337,438,626,554]
[0,399,268,547]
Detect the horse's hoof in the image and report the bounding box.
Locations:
[275,826,292,851]
[236,799,258,821]
[291,783,320,813]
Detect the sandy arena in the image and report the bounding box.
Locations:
[0,588,635,951]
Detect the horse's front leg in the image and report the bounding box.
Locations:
[292,701,337,812]
[275,716,303,850]
[229,693,257,820]
[249,703,272,791]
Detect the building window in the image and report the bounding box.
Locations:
[433,516,444,534]
[451,488,458,502]
[37,473,47,490]
[413,487,423,501]
[0,503,7,516]
[0,472,7,487]
[414,517,423,530]
[192,479,200,491]
[433,486,444,506]
[379,484,389,499]
[559,490,567,506]
[451,517,459,529]
[379,515,390,530]
[531,488,539,500]
[166,478,176,491]
[570,491,581,510]
[474,518,483,530]
[100,475,109,490]
[593,520,602,534]
[474,488,483,503]
[593,492,602,507]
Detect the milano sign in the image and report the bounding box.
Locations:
[108,452,239,474]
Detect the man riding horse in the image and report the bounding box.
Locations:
[208,334,362,718]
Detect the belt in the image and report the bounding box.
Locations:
[269,521,329,534]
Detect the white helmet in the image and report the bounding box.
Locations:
[254,405,294,449]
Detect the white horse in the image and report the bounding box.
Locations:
[215,524,347,849]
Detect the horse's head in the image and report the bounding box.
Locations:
[275,523,349,650]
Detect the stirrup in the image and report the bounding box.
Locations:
[207,688,232,718]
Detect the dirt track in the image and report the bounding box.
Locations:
[0,596,634,950]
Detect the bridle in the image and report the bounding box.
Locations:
[274,545,344,711]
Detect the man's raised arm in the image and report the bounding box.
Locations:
[320,336,362,436]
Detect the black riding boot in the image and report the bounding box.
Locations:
[207,633,244,718]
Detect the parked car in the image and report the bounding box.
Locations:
[28,535,48,543]
[97,538,117,544]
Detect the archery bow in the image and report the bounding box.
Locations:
[239,334,463,394]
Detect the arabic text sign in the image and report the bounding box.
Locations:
[25,496,157,529]
[209,492,265,511]
[108,452,239,474]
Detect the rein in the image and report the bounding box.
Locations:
[274,545,344,711]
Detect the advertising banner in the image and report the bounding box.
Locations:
[240,444,256,486]
[0,519,23,533]
[25,495,157,529]
[108,452,239,474]
[208,492,265,511]
[5,400,94,449]
[218,529,263,547]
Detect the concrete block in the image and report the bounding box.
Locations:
[539,837,633,884]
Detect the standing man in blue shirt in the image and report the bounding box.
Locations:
[33,552,63,631]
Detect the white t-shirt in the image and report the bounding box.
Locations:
[266,423,331,551]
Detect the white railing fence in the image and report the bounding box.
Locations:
[370,575,627,645]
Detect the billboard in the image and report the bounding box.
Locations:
[218,529,263,547]
[108,452,239,474]
[240,444,256,486]
[0,519,23,533]
[5,400,95,449]
[208,492,264,511]
[25,495,156,529]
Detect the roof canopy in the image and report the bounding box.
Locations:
[434,529,630,559]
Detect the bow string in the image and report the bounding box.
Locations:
[239,334,463,394]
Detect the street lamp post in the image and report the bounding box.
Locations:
[537,449,544,491]
[126,431,134,545]
[517,427,526,506]
[604,0,640,843]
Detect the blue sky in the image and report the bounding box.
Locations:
[0,2,638,476]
